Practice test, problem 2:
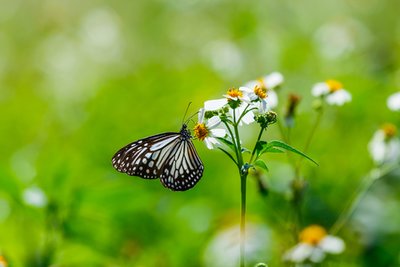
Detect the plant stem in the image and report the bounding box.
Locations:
[240,172,247,267]
[330,164,398,234]
[233,110,246,267]
[249,127,265,163]
[295,108,323,177]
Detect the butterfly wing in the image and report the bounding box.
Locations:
[112,132,181,179]
[159,138,204,191]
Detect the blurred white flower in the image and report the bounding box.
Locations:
[22,186,48,208]
[244,72,284,109]
[368,123,400,165]
[193,108,226,149]
[312,79,351,106]
[284,225,345,263]
[204,223,271,267]
[387,92,400,111]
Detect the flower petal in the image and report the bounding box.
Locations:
[244,80,259,89]
[241,110,255,125]
[264,72,284,88]
[204,137,219,149]
[267,90,278,109]
[210,128,226,138]
[326,89,351,105]
[239,86,253,93]
[387,92,400,111]
[284,243,314,263]
[320,236,345,254]
[198,108,205,123]
[310,247,326,263]
[312,83,330,97]
[368,130,386,164]
[204,98,227,110]
[207,116,221,129]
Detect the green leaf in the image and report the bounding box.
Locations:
[216,137,235,151]
[263,147,284,153]
[268,140,318,165]
[254,140,268,157]
[254,159,269,172]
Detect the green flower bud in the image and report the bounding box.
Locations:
[227,99,241,109]
[205,110,218,119]
[255,111,277,128]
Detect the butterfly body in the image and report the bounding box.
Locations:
[112,124,204,191]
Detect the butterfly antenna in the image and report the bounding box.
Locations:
[182,102,192,125]
[184,111,199,125]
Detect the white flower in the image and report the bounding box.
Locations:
[22,186,48,208]
[368,124,400,165]
[244,72,284,109]
[387,92,400,111]
[194,108,226,149]
[204,88,250,111]
[284,225,345,263]
[312,79,351,106]
[204,88,254,125]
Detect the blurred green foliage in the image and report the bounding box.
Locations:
[1,0,400,266]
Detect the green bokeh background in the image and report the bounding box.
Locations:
[1,0,400,266]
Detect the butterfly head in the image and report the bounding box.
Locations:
[180,124,192,140]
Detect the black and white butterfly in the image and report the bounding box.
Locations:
[112,124,204,191]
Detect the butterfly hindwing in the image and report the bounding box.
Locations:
[159,139,204,191]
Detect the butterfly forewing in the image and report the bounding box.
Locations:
[112,125,204,191]
[112,132,181,179]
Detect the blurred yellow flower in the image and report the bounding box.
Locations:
[312,79,351,106]
[284,225,345,263]
[0,256,8,267]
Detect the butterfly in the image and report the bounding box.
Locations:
[112,124,204,191]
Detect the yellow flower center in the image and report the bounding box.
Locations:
[326,79,343,92]
[193,123,209,141]
[257,78,266,89]
[299,225,327,245]
[382,123,397,139]
[227,88,243,98]
[254,85,267,99]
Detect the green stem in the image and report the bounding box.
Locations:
[249,127,265,163]
[276,118,289,144]
[240,172,247,267]
[223,121,240,162]
[295,108,323,177]
[330,164,398,234]
[233,109,246,267]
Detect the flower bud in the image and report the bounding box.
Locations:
[255,111,277,128]
[227,98,241,109]
[205,110,218,119]
[285,93,301,128]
